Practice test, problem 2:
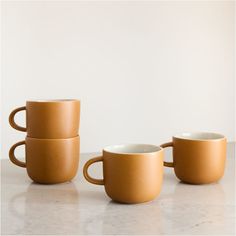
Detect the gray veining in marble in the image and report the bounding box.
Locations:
[1,143,235,235]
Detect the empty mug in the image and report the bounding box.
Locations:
[160,132,227,184]
[83,144,163,204]
[9,99,80,138]
[9,136,80,184]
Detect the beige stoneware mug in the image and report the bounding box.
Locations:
[83,144,163,204]
[9,99,80,138]
[161,132,227,184]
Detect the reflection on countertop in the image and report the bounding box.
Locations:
[1,143,235,235]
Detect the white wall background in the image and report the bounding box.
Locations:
[1,1,235,159]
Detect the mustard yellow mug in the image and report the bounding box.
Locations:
[161,132,227,184]
[83,144,163,204]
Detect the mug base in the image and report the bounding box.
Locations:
[27,173,77,185]
[106,190,160,204]
[177,177,223,185]
[31,179,75,185]
[110,197,157,204]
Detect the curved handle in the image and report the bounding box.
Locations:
[83,156,104,185]
[9,106,27,132]
[160,142,174,168]
[9,141,26,168]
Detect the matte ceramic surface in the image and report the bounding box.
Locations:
[9,99,80,138]
[161,132,227,184]
[2,144,235,235]
[83,144,163,204]
[9,136,80,184]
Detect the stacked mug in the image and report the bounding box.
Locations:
[9,99,80,184]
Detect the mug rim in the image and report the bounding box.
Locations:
[26,99,80,103]
[26,135,80,141]
[173,132,226,141]
[103,143,162,155]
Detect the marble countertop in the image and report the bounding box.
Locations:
[1,143,235,235]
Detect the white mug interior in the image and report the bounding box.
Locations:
[174,132,225,141]
[104,144,161,154]
[27,99,78,102]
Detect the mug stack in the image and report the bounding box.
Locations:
[9,99,80,184]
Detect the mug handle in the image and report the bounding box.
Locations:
[9,141,26,168]
[160,142,174,168]
[9,106,27,132]
[83,156,104,185]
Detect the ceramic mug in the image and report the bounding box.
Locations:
[9,136,80,184]
[9,99,80,138]
[83,144,163,204]
[160,132,227,184]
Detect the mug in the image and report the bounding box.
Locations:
[9,136,80,184]
[160,132,227,184]
[9,99,80,138]
[83,144,163,204]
